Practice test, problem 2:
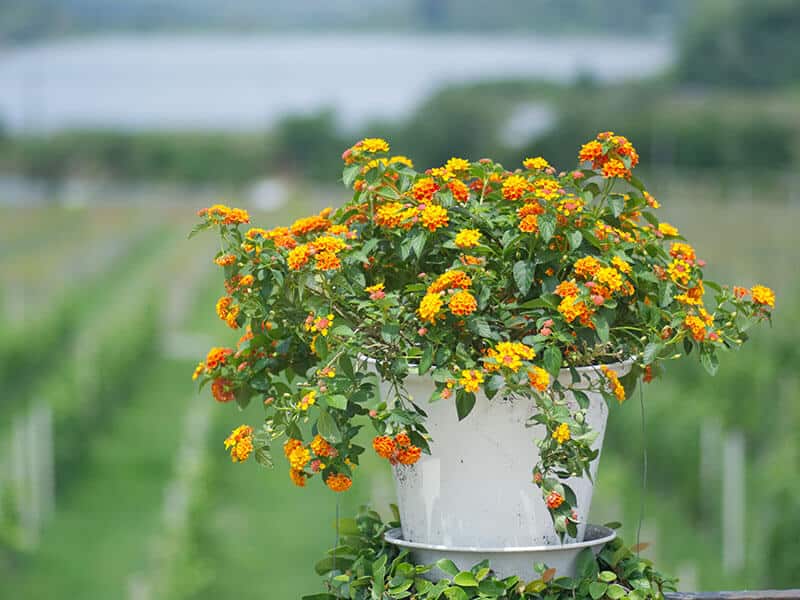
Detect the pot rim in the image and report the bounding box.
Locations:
[361,355,635,377]
[383,524,616,554]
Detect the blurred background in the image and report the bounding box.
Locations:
[1,0,799,597]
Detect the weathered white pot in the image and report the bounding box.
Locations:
[380,361,631,548]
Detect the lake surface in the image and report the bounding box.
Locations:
[0,33,672,132]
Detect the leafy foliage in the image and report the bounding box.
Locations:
[306,506,677,600]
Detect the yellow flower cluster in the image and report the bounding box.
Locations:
[459,369,484,393]
[454,228,481,249]
[527,366,551,392]
[305,313,335,336]
[601,366,626,403]
[523,156,550,170]
[420,204,449,232]
[751,285,775,308]
[484,341,535,373]
[297,390,317,411]
[419,268,480,322]
[552,423,571,444]
[502,175,530,201]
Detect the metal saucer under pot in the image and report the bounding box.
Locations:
[384,524,616,582]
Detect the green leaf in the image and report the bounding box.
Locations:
[315,556,353,575]
[410,232,427,259]
[331,324,355,337]
[484,374,505,400]
[381,323,401,343]
[317,410,342,443]
[444,588,469,600]
[338,355,355,379]
[589,581,608,600]
[187,221,213,239]
[543,346,563,377]
[456,392,476,421]
[609,196,625,217]
[573,390,590,410]
[453,571,478,587]
[254,447,273,467]
[539,213,556,242]
[642,342,660,365]
[435,559,460,577]
[594,314,610,343]
[418,344,434,375]
[700,349,719,376]
[478,580,507,595]
[315,334,329,359]
[606,584,627,599]
[575,548,599,579]
[659,283,673,308]
[599,571,617,583]
[336,518,360,535]
[468,317,494,340]
[234,388,253,410]
[513,260,535,296]
[568,230,583,250]
[327,394,348,410]
[342,164,360,187]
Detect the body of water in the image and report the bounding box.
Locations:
[0,33,672,132]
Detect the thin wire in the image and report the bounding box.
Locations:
[636,378,648,557]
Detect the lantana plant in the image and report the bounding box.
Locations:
[192,133,774,536]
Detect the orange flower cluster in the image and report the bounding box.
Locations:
[546,490,565,509]
[205,346,233,371]
[290,208,332,237]
[578,132,639,179]
[448,290,478,316]
[211,378,235,403]
[428,270,472,294]
[557,294,592,325]
[502,175,530,201]
[573,256,601,279]
[448,179,470,203]
[198,204,250,225]
[325,473,353,492]
[215,295,240,329]
[411,177,440,203]
[224,425,254,463]
[375,202,418,229]
[372,432,422,465]
[215,254,236,267]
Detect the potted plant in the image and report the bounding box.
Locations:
[191,133,774,549]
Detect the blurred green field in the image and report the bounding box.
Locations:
[0,172,798,597]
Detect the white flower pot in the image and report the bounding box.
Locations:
[382,361,631,548]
